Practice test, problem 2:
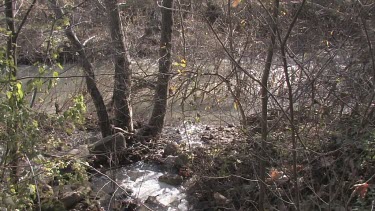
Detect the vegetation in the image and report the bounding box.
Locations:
[0,0,374,210]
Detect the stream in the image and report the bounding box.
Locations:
[91,122,207,210]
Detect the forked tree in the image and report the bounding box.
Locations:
[104,0,134,132]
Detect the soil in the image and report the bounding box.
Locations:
[35,114,375,210]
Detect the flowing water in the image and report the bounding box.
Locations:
[91,122,207,210]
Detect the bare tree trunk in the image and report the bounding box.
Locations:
[277,1,307,210]
[4,0,18,186]
[4,0,37,186]
[148,0,174,137]
[5,0,36,77]
[104,0,133,132]
[259,0,279,210]
[49,0,112,138]
[5,0,16,77]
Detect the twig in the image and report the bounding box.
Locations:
[202,174,258,182]
[94,180,111,201]
[25,155,41,211]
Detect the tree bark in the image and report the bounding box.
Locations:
[4,0,37,186]
[277,1,306,210]
[5,0,16,76]
[104,0,133,132]
[5,0,36,77]
[49,0,112,138]
[148,0,174,137]
[259,0,279,210]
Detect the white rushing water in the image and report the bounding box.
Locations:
[121,162,188,210]
[92,161,188,210]
[92,123,207,210]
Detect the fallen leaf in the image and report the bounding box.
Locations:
[232,0,241,8]
[353,183,369,198]
[270,168,283,181]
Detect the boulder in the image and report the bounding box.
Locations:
[161,153,189,172]
[61,192,84,209]
[201,134,214,143]
[39,199,66,211]
[213,192,231,205]
[163,155,179,170]
[144,196,168,210]
[89,133,126,154]
[175,153,189,168]
[67,145,90,158]
[158,174,183,186]
[163,142,180,157]
[60,186,91,209]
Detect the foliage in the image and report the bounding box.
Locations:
[0,47,89,209]
[0,0,374,209]
[63,94,87,125]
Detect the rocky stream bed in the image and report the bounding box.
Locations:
[51,122,243,211]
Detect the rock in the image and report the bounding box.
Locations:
[121,199,138,211]
[163,155,179,170]
[163,142,179,157]
[178,166,192,178]
[213,192,230,205]
[68,145,90,158]
[40,198,66,211]
[158,174,183,186]
[144,196,168,210]
[175,153,189,168]
[2,193,15,207]
[162,153,190,171]
[86,136,100,144]
[201,134,214,143]
[224,127,232,132]
[61,192,84,209]
[60,186,91,209]
[89,133,126,154]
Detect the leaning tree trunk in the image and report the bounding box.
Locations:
[147,0,174,137]
[49,0,112,138]
[104,0,133,132]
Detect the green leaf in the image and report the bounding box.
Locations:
[48,80,53,89]
[62,17,70,26]
[6,91,12,99]
[52,53,58,59]
[57,63,63,70]
[180,59,187,67]
[38,66,46,74]
[32,120,38,128]
[28,184,36,196]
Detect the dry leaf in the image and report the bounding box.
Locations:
[270,168,283,181]
[353,183,369,198]
[232,0,241,8]
[213,192,230,205]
